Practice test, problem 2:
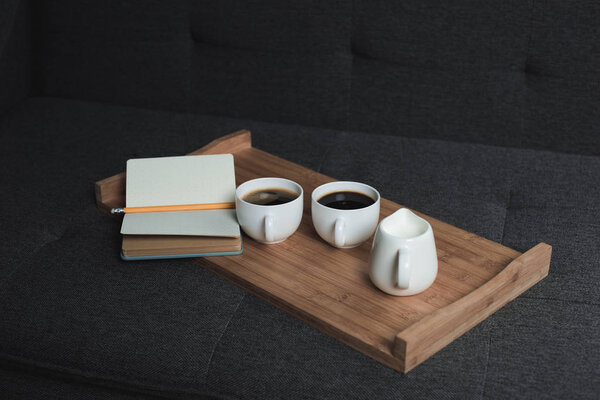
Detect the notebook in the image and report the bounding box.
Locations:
[119,154,242,260]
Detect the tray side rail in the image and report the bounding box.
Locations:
[394,243,552,373]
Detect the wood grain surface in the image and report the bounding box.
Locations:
[95,130,551,373]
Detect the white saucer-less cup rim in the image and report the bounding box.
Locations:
[311,181,381,249]
[236,177,304,244]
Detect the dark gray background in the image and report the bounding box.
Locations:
[1,1,599,399]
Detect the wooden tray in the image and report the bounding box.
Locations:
[95,130,552,373]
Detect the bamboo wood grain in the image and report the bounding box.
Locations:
[94,130,551,373]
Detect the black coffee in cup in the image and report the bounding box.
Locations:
[317,191,375,210]
[242,187,299,206]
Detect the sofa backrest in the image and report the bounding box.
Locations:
[37,0,600,155]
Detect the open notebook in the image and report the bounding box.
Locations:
[120,154,242,260]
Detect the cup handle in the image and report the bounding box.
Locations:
[334,218,345,248]
[397,247,411,289]
[265,214,275,242]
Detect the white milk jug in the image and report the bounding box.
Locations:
[368,208,438,296]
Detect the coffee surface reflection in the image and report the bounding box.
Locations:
[242,188,299,206]
[317,191,375,210]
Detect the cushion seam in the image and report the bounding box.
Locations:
[11,96,600,159]
[0,352,236,399]
[0,231,66,291]
[500,189,512,246]
[478,323,494,400]
[204,292,246,383]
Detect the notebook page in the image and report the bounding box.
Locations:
[126,154,235,207]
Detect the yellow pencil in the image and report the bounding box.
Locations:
[110,202,235,214]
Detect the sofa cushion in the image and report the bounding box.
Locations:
[0,98,598,399]
[0,98,248,396]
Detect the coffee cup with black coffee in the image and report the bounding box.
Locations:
[236,177,303,244]
[311,181,380,248]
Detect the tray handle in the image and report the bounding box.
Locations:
[393,242,551,373]
[94,129,252,214]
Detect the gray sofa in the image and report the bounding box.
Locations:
[1,1,598,399]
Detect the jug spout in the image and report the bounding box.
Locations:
[396,208,417,224]
[380,208,429,239]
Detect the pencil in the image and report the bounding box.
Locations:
[111,202,236,214]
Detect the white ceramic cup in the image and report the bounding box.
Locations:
[368,208,438,296]
[235,177,304,244]
[311,181,380,248]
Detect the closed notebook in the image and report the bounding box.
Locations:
[119,154,241,260]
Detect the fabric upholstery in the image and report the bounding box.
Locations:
[0,0,30,116]
[39,0,190,111]
[36,0,600,154]
[190,0,352,129]
[0,98,598,399]
[0,363,215,400]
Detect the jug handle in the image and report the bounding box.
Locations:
[334,218,346,248]
[397,247,411,289]
[265,214,275,243]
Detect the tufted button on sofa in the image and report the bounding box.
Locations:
[1,1,598,399]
